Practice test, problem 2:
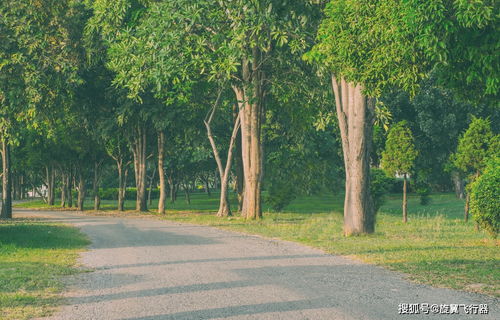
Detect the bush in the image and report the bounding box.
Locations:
[97,188,160,200]
[265,182,297,212]
[470,158,499,238]
[417,187,431,205]
[370,168,392,213]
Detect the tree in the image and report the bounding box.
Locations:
[452,117,497,221]
[307,0,498,235]
[470,158,499,238]
[381,121,418,223]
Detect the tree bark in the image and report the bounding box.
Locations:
[67,168,73,208]
[403,174,408,223]
[452,171,465,199]
[232,55,264,219]
[77,169,86,211]
[60,170,66,208]
[93,161,103,211]
[1,138,12,219]
[233,104,244,212]
[131,124,148,211]
[116,161,129,212]
[331,75,375,236]
[46,165,56,206]
[158,131,166,214]
[183,183,191,204]
[204,93,242,217]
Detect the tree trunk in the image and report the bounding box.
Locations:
[132,125,148,211]
[168,173,176,203]
[46,166,56,206]
[452,171,465,199]
[67,168,73,208]
[403,174,408,223]
[232,56,264,220]
[158,132,166,214]
[60,171,66,208]
[183,183,191,204]
[331,76,375,236]
[77,170,86,211]
[204,94,242,217]
[1,138,12,219]
[93,161,102,211]
[148,164,156,207]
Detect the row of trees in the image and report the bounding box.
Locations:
[1,0,498,235]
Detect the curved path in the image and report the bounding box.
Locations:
[19,209,497,320]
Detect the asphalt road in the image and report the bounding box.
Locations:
[19,209,497,320]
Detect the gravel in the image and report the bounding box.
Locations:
[20,209,497,320]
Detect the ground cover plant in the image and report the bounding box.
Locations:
[0,220,89,320]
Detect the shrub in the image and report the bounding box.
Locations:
[470,158,499,238]
[370,168,392,213]
[265,182,297,212]
[417,187,431,205]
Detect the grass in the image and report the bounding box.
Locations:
[0,220,89,320]
[16,192,499,297]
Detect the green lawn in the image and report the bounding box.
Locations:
[0,220,89,320]
[16,192,499,296]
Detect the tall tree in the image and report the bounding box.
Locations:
[452,117,497,221]
[381,121,418,223]
[307,0,498,235]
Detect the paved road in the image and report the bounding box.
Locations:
[19,209,497,320]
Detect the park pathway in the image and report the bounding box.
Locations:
[19,209,497,320]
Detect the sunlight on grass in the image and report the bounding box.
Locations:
[0,220,89,320]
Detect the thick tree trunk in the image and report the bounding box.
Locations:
[77,170,86,211]
[132,125,148,211]
[331,76,375,236]
[1,138,12,219]
[158,132,166,214]
[403,175,408,223]
[232,57,264,219]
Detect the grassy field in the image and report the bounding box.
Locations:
[0,220,89,320]
[16,192,499,297]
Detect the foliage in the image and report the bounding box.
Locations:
[308,0,499,100]
[370,168,393,213]
[452,117,496,178]
[470,158,499,238]
[381,121,418,177]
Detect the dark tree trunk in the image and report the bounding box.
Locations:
[93,161,102,211]
[132,125,148,211]
[1,138,12,219]
[60,170,66,208]
[331,76,375,236]
[148,164,156,207]
[158,132,166,214]
[234,121,244,213]
[67,168,73,208]
[403,174,408,223]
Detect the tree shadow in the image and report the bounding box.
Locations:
[0,223,89,249]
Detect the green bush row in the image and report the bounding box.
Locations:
[55,188,160,200]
